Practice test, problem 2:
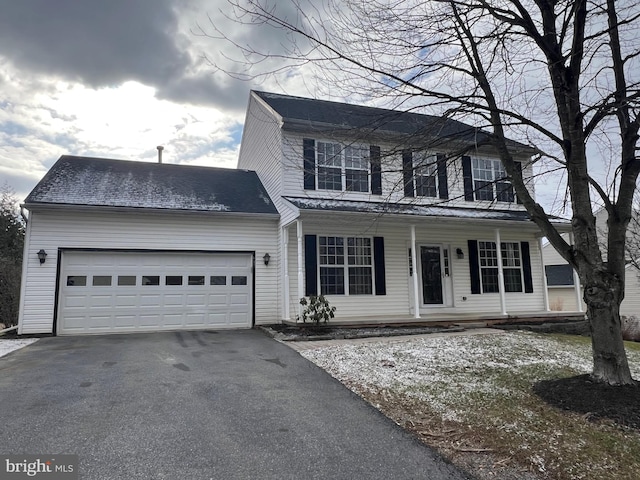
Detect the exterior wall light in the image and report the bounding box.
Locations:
[37,249,48,264]
[456,248,464,260]
[263,252,271,266]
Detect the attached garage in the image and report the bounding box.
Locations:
[58,251,253,335]
[18,156,280,335]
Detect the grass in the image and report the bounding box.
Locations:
[301,331,640,480]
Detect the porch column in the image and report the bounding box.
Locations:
[296,220,304,320]
[410,225,421,318]
[569,233,584,312]
[283,226,290,320]
[495,228,507,315]
[539,237,550,311]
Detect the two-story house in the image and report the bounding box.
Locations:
[238,91,568,323]
[17,90,569,336]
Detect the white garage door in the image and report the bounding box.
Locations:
[58,251,253,335]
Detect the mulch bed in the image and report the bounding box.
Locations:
[262,324,463,341]
[533,374,640,430]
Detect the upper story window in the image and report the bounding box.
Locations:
[463,156,518,203]
[304,139,382,194]
[403,151,448,199]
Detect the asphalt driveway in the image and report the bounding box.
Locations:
[0,330,470,479]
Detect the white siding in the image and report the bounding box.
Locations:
[287,216,546,322]
[19,209,279,334]
[279,131,535,210]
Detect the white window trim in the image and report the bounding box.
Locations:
[413,152,439,198]
[318,235,375,296]
[316,141,370,193]
[478,240,524,293]
[471,157,515,203]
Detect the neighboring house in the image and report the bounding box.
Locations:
[18,157,279,335]
[238,91,569,323]
[543,209,640,317]
[19,90,571,336]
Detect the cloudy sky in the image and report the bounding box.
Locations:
[0,0,582,212]
[0,0,312,202]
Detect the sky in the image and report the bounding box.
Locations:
[0,0,591,213]
[0,0,311,203]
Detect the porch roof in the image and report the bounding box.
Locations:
[283,196,570,226]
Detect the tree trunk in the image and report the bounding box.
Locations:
[583,271,634,385]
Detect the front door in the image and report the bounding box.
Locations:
[420,246,444,305]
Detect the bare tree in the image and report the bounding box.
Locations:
[0,184,25,328]
[205,0,640,385]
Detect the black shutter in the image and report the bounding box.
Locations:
[303,139,316,190]
[437,153,448,199]
[370,145,382,195]
[462,155,474,201]
[515,161,523,204]
[304,235,318,295]
[521,241,534,293]
[468,240,481,294]
[373,237,386,295]
[403,150,414,197]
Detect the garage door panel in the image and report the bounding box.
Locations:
[58,251,253,334]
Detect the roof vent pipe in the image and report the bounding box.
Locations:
[157,145,164,164]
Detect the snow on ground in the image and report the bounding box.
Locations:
[0,338,38,358]
[300,331,640,422]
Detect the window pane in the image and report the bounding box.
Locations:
[166,276,183,286]
[474,180,494,201]
[320,267,345,295]
[188,275,205,286]
[344,145,368,169]
[501,242,521,267]
[66,275,86,287]
[345,170,369,192]
[348,267,372,294]
[416,175,437,197]
[317,142,342,166]
[210,276,226,285]
[142,275,160,286]
[118,275,136,286]
[481,268,499,293]
[232,276,247,285]
[92,275,112,286]
[320,236,344,266]
[318,166,342,190]
[504,269,523,292]
[347,237,371,266]
[545,265,574,286]
[496,182,515,202]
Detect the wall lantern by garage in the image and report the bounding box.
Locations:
[37,249,48,264]
[263,252,271,266]
[456,248,464,260]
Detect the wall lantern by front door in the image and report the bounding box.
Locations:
[37,249,48,264]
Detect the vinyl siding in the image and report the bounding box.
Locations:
[280,131,535,209]
[286,216,546,321]
[19,209,279,334]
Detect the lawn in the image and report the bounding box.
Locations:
[300,331,640,480]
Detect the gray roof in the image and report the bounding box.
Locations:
[284,196,567,224]
[254,91,533,154]
[25,156,279,215]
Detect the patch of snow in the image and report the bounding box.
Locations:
[0,338,38,358]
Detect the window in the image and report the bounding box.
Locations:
[188,276,205,286]
[232,276,247,285]
[319,236,372,295]
[165,276,183,286]
[210,276,226,285]
[317,141,369,192]
[142,275,160,286]
[471,158,514,202]
[414,154,438,197]
[545,265,574,286]
[66,275,86,287]
[478,241,523,293]
[117,276,136,286]
[92,276,112,286]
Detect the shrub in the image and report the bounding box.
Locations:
[298,295,336,325]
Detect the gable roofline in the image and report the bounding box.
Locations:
[252,90,536,156]
[24,155,279,216]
